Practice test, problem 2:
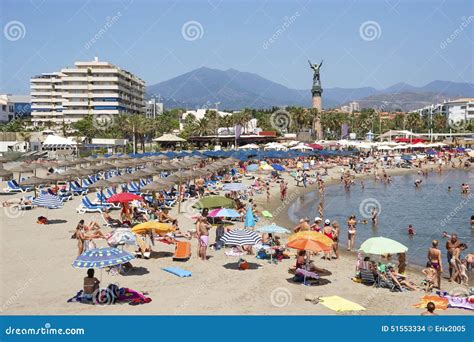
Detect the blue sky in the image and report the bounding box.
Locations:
[1,0,472,94]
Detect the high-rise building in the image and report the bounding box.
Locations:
[145,98,164,118]
[0,94,31,122]
[349,101,360,113]
[30,58,145,125]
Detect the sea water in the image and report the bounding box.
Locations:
[287,169,473,266]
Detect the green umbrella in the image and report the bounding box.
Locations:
[359,237,408,255]
[192,196,235,210]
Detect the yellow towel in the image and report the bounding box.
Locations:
[319,296,366,312]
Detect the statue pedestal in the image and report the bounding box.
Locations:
[312,96,322,111]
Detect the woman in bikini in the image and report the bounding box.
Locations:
[331,221,340,259]
[427,240,443,289]
[347,215,357,251]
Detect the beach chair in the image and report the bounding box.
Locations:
[76,198,104,214]
[173,241,191,261]
[3,180,30,193]
[359,268,376,286]
[70,183,88,196]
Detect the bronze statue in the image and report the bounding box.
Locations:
[308,59,323,88]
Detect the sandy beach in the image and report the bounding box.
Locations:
[0,164,472,316]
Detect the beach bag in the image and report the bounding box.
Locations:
[238,259,249,270]
[257,249,267,259]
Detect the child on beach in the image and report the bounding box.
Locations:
[422,262,437,292]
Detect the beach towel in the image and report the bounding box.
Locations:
[445,295,474,311]
[162,267,192,277]
[413,295,449,310]
[319,296,366,312]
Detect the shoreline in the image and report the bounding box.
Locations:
[256,164,473,280]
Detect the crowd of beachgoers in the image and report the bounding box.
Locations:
[0,146,473,314]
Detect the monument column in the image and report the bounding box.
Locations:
[308,59,323,139]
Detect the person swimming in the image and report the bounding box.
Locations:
[408,224,416,236]
[415,179,422,188]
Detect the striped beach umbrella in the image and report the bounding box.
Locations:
[32,193,63,208]
[72,247,134,269]
[221,229,261,246]
[222,183,247,192]
[208,208,241,218]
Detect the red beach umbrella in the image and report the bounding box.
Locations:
[106,192,143,203]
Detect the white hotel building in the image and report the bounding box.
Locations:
[415,98,474,124]
[31,58,145,125]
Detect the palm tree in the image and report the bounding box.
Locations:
[432,113,447,133]
[195,117,211,136]
[406,112,423,132]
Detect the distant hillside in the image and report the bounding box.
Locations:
[146,67,474,110]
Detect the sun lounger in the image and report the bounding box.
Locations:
[76,198,104,214]
[173,241,191,260]
[162,267,192,277]
[3,180,30,193]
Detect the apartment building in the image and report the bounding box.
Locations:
[31,58,145,125]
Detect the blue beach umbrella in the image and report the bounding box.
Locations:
[32,193,63,208]
[72,247,134,269]
[271,164,285,171]
[256,224,291,234]
[244,205,256,228]
[246,164,258,172]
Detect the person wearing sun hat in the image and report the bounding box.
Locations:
[311,217,322,232]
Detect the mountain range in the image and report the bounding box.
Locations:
[147,67,474,112]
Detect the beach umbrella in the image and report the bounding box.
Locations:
[8,164,33,181]
[221,228,262,246]
[287,231,333,252]
[208,208,241,218]
[107,175,128,184]
[107,192,143,203]
[107,228,137,247]
[20,176,49,186]
[222,183,247,192]
[0,168,13,179]
[359,237,408,255]
[193,196,235,209]
[244,205,256,228]
[246,164,258,172]
[141,180,172,192]
[131,222,175,235]
[72,247,134,269]
[256,223,290,234]
[32,193,63,208]
[271,164,285,171]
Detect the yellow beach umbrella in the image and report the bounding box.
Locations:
[131,221,175,235]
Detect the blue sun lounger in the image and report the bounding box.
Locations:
[162,267,192,277]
